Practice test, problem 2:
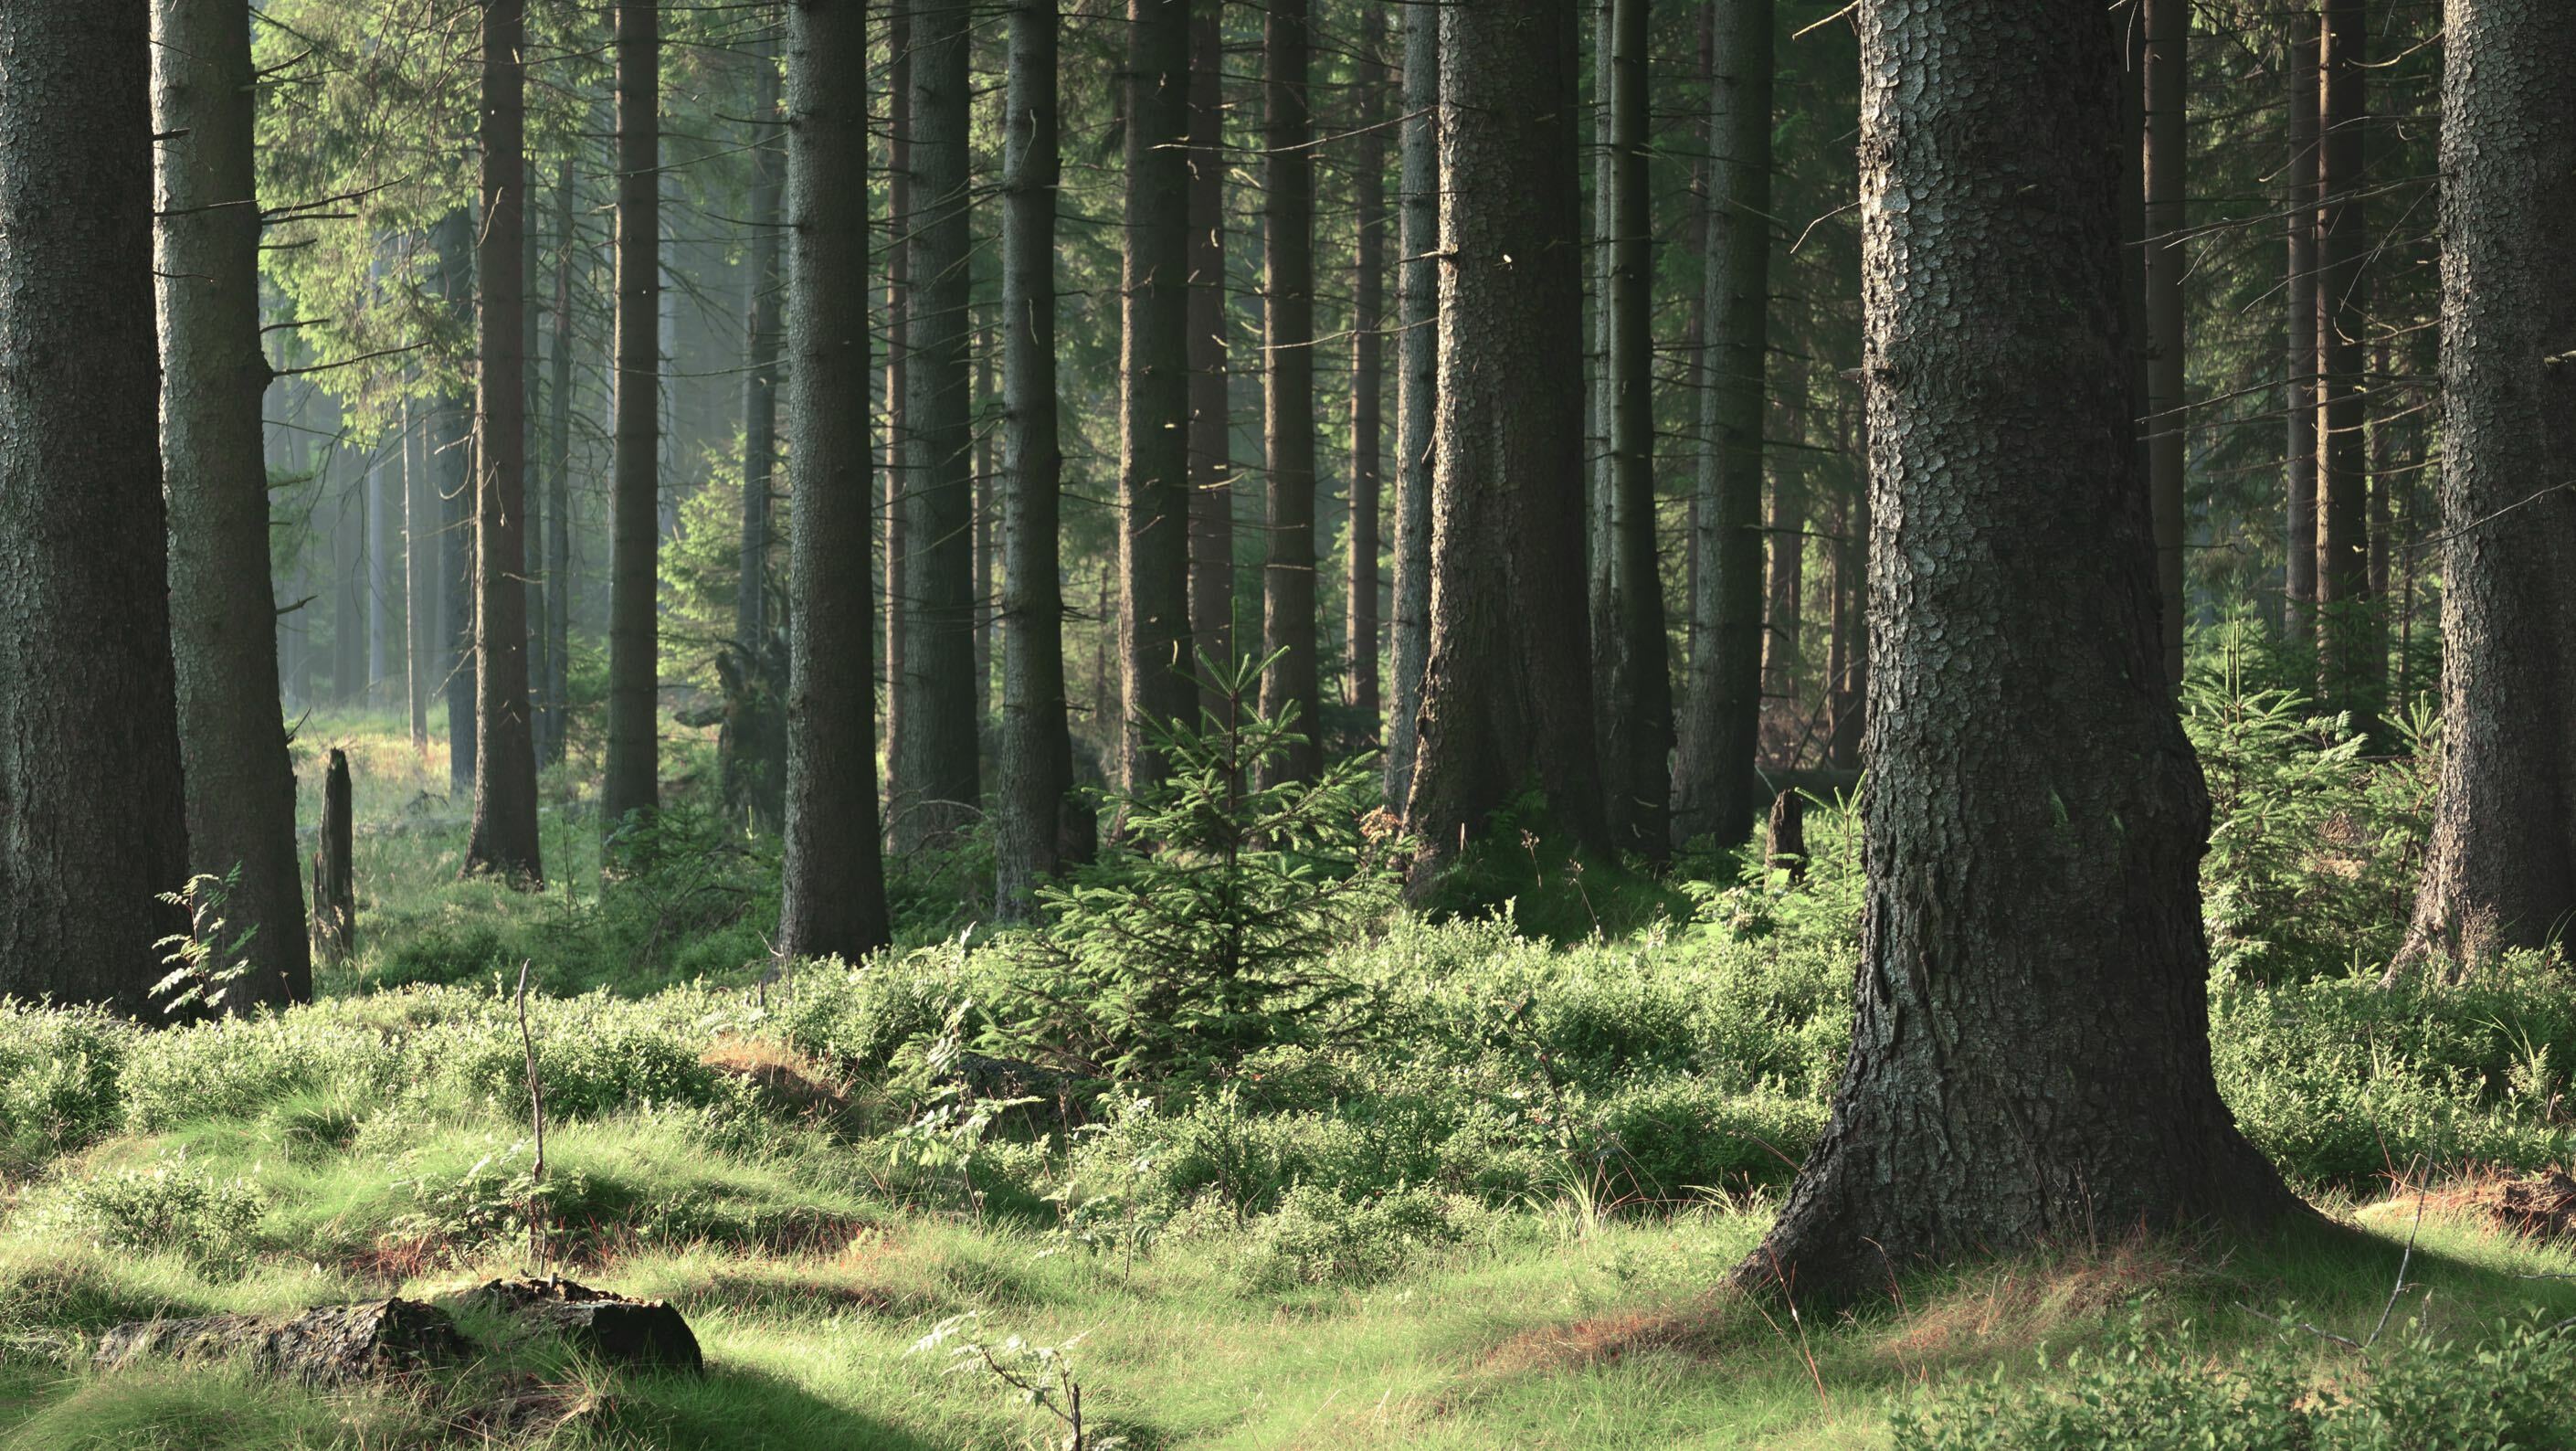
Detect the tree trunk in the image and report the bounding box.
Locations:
[405,394,430,750]
[463,0,544,884]
[153,0,311,1008]
[2390,0,2576,980]
[2143,0,2187,688]
[1740,0,2299,1304]
[1670,0,1770,852]
[728,34,787,831]
[1585,0,1614,650]
[1259,0,1320,781]
[436,208,478,793]
[1402,0,1606,868]
[370,432,398,707]
[1385,0,1437,810]
[2283,12,2318,644]
[776,0,892,961]
[2315,0,2372,724]
[1827,404,1869,770]
[896,0,983,848]
[336,480,365,705]
[883,9,912,793]
[1186,3,1233,720]
[604,0,661,831]
[996,0,1085,920]
[311,749,355,967]
[0,0,193,1014]
[1344,14,1388,752]
[1120,0,1196,789]
[974,328,995,715]
[1592,0,1670,859]
[543,158,576,769]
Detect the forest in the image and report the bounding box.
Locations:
[5,0,2576,1445]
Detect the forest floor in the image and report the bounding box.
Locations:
[7,713,2576,1447]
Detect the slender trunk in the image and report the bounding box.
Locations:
[463,0,543,884]
[1402,0,1606,868]
[1743,0,2297,1304]
[996,0,1083,919]
[604,0,662,831]
[523,217,546,758]
[406,394,430,750]
[2368,337,2391,599]
[151,0,310,1007]
[1187,4,1233,716]
[730,33,787,830]
[1670,0,1771,851]
[2391,0,2576,980]
[2283,12,2318,643]
[544,157,576,768]
[778,0,892,960]
[974,326,995,713]
[2143,0,2187,686]
[1345,14,1388,750]
[1120,0,1196,788]
[1761,354,1804,708]
[436,209,477,793]
[1259,0,1320,781]
[1385,0,1437,810]
[370,434,396,705]
[2316,0,2372,724]
[1585,0,1614,646]
[0,0,193,1012]
[883,10,912,789]
[336,479,364,705]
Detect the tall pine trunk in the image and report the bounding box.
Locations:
[2315,0,2373,722]
[1186,4,1233,718]
[1344,16,1388,750]
[2283,12,2318,643]
[1120,0,1195,788]
[153,0,311,1006]
[604,0,661,831]
[776,0,892,960]
[1742,0,2297,1303]
[1385,0,1437,810]
[435,210,477,793]
[543,157,576,768]
[1259,0,1320,780]
[882,11,911,793]
[0,0,193,1012]
[730,33,787,830]
[405,394,431,750]
[2143,0,2187,687]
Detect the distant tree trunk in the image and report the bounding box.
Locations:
[464,0,543,884]
[1120,0,1196,789]
[152,0,311,1008]
[311,749,355,966]
[883,10,912,789]
[370,433,398,705]
[1186,3,1233,719]
[727,33,787,831]
[1402,0,1606,869]
[2315,0,2372,724]
[1761,367,1804,707]
[996,0,1084,920]
[1670,0,1770,851]
[1344,15,1388,751]
[1384,0,1437,809]
[2368,336,2391,599]
[2283,12,2318,643]
[405,395,431,750]
[1585,0,1614,646]
[1592,0,1671,858]
[0,0,193,1013]
[1259,0,1321,781]
[776,0,892,961]
[436,209,477,793]
[522,218,546,758]
[604,0,661,831]
[974,328,995,712]
[896,0,982,848]
[543,158,576,768]
[2143,0,2187,687]
[1740,0,2298,1304]
[2390,0,2576,981]
[336,483,365,704]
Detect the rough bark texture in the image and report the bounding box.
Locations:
[1669,0,1770,852]
[98,1299,467,1384]
[2315,0,2372,721]
[897,0,984,848]
[542,160,576,768]
[1827,408,1871,770]
[311,749,354,966]
[1740,0,2299,1304]
[776,0,892,962]
[1344,16,1388,749]
[153,0,311,1007]
[1186,3,1233,722]
[463,0,544,884]
[727,35,787,831]
[2283,14,2318,641]
[2142,0,2187,688]
[604,0,661,831]
[1592,0,1670,859]
[1257,0,1321,780]
[995,0,1083,919]
[882,12,911,791]
[2391,0,2576,979]
[460,1278,702,1374]
[1120,0,1196,788]
[1402,0,1606,868]
[1385,0,1437,809]
[0,0,193,1013]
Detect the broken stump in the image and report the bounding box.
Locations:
[460,1276,702,1374]
[96,1297,467,1384]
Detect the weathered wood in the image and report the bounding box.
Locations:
[97,1298,466,1383]
[311,747,354,965]
[1765,791,1807,885]
[461,1276,702,1374]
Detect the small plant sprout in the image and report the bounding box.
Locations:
[911,1311,1114,1451]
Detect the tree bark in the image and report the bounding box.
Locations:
[776,0,892,961]
[1259,0,1320,781]
[995,0,1084,920]
[2390,0,2576,980]
[311,749,354,966]
[604,0,661,831]
[1740,0,2299,1304]
[432,210,477,794]
[406,395,431,750]
[882,8,911,796]
[896,0,983,847]
[1344,13,1388,752]
[543,158,576,768]
[1670,0,1770,851]
[1385,0,1437,810]
[0,0,192,1014]
[728,33,787,830]
[463,0,543,884]
[153,0,311,1007]
[1120,0,1196,788]
[1186,3,1233,721]
[2143,0,2187,688]
[1402,0,1606,869]
[2315,0,2373,724]
[2283,12,2318,644]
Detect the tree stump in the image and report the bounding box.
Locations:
[311,747,354,963]
[459,1276,702,1373]
[96,1297,466,1384]
[1765,790,1807,885]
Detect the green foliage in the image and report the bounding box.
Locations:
[148,869,262,1020]
[60,1153,269,1276]
[0,1001,128,1171]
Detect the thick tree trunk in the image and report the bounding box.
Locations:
[882,11,911,795]
[1120,0,1196,788]
[153,0,311,1008]
[2390,0,2576,980]
[1385,1,1437,810]
[1402,0,1606,868]
[543,159,576,768]
[0,0,193,1013]
[1258,0,1320,780]
[776,0,892,961]
[996,0,1084,919]
[463,0,543,884]
[2315,0,2373,723]
[896,0,983,847]
[1592,0,1670,858]
[1669,0,1770,851]
[1344,16,1388,751]
[2283,13,2318,643]
[2143,0,2187,687]
[1186,3,1233,720]
[1741,0,2299,1304]
[604,0,661,831]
